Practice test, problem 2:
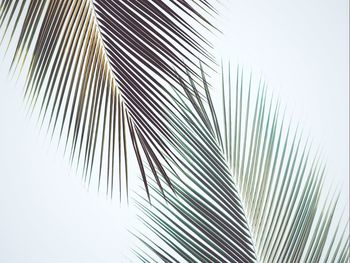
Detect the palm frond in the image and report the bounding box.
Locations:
[135,65,349,262]
[0,0,217,199]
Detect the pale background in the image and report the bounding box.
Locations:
[0,0,348,262]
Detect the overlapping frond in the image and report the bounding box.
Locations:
[135,65,349,262]
[0,0,217,198]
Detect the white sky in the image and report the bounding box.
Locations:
[0,0,348,262]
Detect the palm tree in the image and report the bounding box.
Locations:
[1,1,348,262]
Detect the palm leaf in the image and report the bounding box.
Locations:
[135,65,349,262]
[1,4,260,258]
[0,0,217,199]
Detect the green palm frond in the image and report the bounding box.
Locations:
[0,0,217,199]
[135,65,349,262]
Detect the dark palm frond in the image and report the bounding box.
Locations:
[135,65,349,262]
[0,2,261,256]
[0,0,217,199]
